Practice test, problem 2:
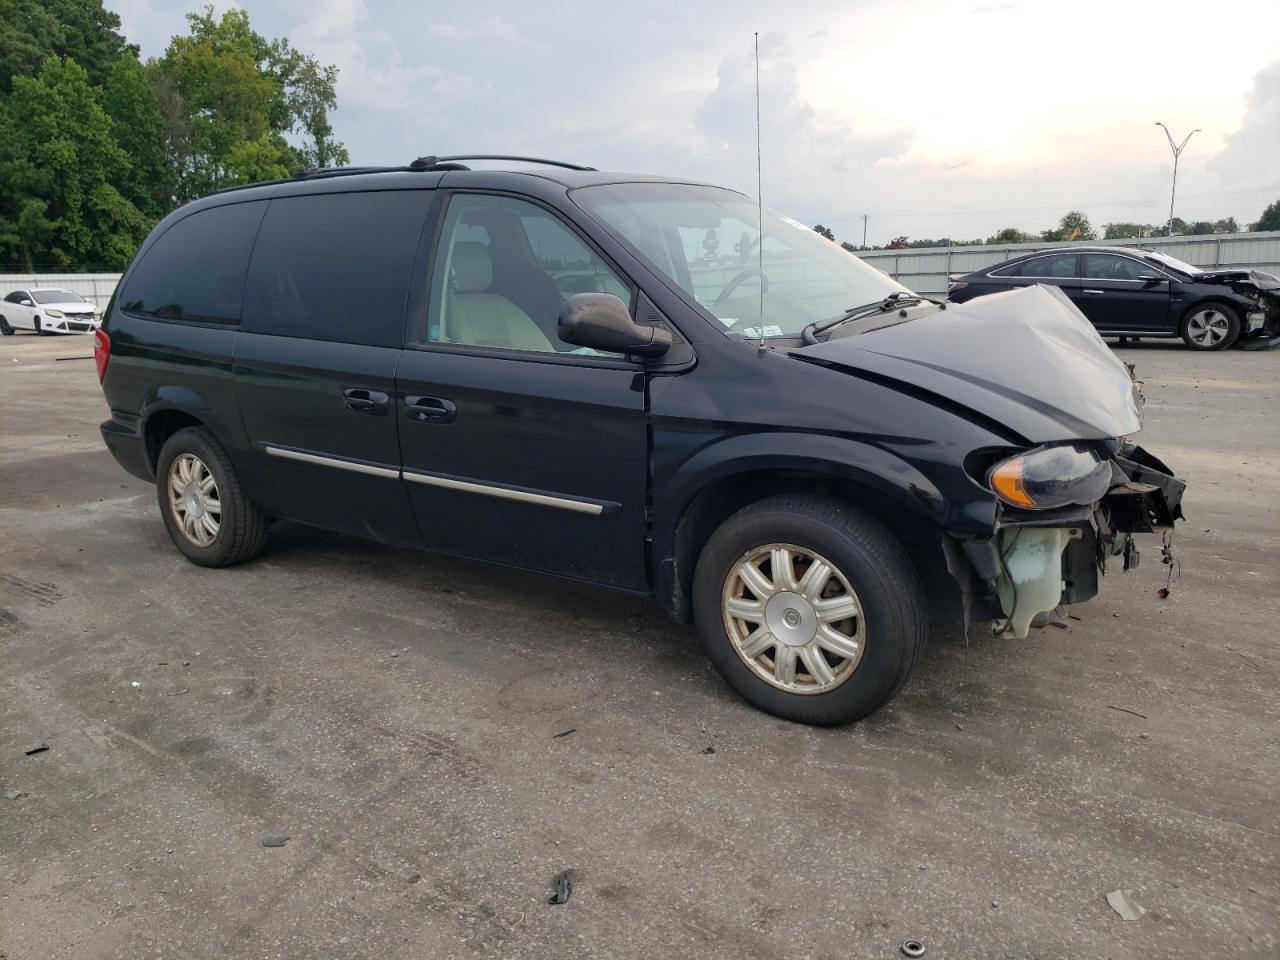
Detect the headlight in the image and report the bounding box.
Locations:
[46,309,64,318]
[987,443,1112,510]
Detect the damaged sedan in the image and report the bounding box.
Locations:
[97,162,1185,728]
[948,245,1280,350]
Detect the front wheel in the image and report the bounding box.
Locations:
[1181,303,1240,350]
[692,495,927,726]
[155,426,268,567]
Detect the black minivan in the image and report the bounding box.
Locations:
[96,156,1184,726]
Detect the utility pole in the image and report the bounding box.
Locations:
[1154,122,1200,237]
[861,214,869,248]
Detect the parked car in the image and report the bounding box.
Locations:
[94,156,1185,726]
[0,288,100,335]
[947,245,1280,350]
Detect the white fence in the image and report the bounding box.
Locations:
[0,273,122,311]
[855,231,1280,297]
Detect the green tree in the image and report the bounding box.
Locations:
[101,55,172,217]
[987,227,1033,244]
[1252,201,1280,232]
[1042,210,1095,242]
[0,56,147,269]
[812,224,835,240]
[1102,222,1154,240]
[0,0,133,93]
[1211,217,1239,234]
[152,6,348,199]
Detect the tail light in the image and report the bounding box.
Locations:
[947,281,968,293]
[94,329,111,383]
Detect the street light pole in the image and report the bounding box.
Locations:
[1155,122,1200,237]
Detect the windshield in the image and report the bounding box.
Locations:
[1145,251,1203,277]
[573,182,911,337]
[32,289,87,304]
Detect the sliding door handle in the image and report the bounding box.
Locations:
[343,388,389,415]
[406,395,457,423]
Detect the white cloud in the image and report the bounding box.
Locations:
[1210,59,1280,196]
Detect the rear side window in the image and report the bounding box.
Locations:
[995,254,1078,278]
[242,191,432,348]
[119,202,266,323]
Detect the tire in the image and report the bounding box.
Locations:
[0,316,12,336]
[1180,303,1240,351]
[155,426,268,567]
[34,317,43,335]
[692,495,927,726]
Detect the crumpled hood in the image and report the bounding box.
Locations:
[793,284,1143,443]
[1197,268,1280,294]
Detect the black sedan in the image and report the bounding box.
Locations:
[947,245,1280,350]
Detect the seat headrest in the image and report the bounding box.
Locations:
[450,242,492,293]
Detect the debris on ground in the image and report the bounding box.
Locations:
[900,939,926,958]
[23,743,48,756]
[1106,889,1145,921]
[549,869,573,904]
[552,728,576,739]
[130,681,142,688]
[5,789,28,800]
[405,872,422,884]
[262,835,290,848]
[701,746,716,754]
[1105,705,1148,719]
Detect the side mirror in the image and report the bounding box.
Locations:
[558,293,671,359]
[1137,271,1165,286]
[20,299,33,306]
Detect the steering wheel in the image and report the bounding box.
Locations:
[714,267,768,307]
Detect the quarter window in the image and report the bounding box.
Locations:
[119,201,267,323]
[242,191,432,348]
[425,194,630,355]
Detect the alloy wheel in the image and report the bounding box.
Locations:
[167,453,222,546]
[1186,308,1230,347]
[721,543,865,695]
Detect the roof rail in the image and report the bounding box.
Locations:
[409,155,596,172]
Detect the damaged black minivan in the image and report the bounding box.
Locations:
[96,157,1185,725]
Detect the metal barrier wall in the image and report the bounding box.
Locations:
[6,231,1280,309]
[852,231,1280,297]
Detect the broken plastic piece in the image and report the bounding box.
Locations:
[23,743,48,755]
[549,869,573,904]
[1105,889,1145,921]
[262,835,290,848]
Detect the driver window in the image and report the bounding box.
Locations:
[426,194,630,356]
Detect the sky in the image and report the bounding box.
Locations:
[111,0,1280,246]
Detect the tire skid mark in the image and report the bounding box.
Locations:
[0,572,65,606]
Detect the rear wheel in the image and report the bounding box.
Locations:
[1181,303,1239,350]
[156,426,268,567]
[0,316,12,336]
[692,495,927,726]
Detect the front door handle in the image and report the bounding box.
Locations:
[1081,289,1105,295]
[343,388,389,415]
[406,395,457,423]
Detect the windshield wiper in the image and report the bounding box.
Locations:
[801,292,925,344]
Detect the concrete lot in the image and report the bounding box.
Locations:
[1,330,1276,959]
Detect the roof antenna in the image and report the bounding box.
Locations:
[754,31,766,356]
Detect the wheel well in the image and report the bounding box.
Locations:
[1181,299,1241,322]
[144,410,204,472]
[661,470,952,622]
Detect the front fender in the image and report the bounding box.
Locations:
[649,431,951,621]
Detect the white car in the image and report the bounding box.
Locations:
[0,287,101,335]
